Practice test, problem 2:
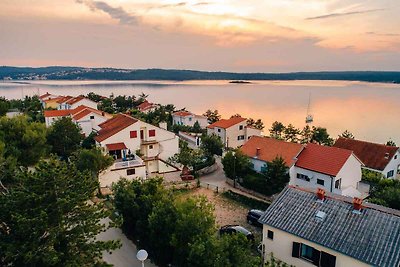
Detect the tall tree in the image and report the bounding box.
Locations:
[283,124,300,143]
[265,156,289,192]
[201,134,223,156]
[0,116,48,166]
[203,109,221,124]
[230,113,242,118]
[247,118,265,130]
[222,150,252,179]
[0,159,120,266]
[311,126,333,146]
[71,148,113,178]
[0,97,9,116]
[269,121,285,140]
[340,130,355,139]
[47,117,82,159]
[300,125,313,144]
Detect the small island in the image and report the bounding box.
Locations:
[229,80,252,84]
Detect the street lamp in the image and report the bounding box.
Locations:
[232,151,236,188]
[136,249,148,267]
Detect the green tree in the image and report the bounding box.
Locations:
[246,118,264,130]
[47,117,82,159]
[201,134,223,156]
[86,92,104,102]
[386,140,397,147]
[0,116,48,166]
[169,142,205,174]
[340,130,355,139]
[222,150,252,179]
[203,109,221,124]
[300,125,312,144]
[0,97,9,116]
[81,131,97,149]
[171,196,215,267]
[188,234,261,267]
[269,121,285,140]
[71,148,113,178]
[311,126,333,146]
[265,156,289,192]
[283,124,300,143]
[0,159,120,266]
[192,121,202,133]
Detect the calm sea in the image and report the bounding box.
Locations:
[1,80,399,144]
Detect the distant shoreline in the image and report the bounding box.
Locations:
[1,66,400,84]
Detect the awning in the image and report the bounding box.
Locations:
[106,142,127,151]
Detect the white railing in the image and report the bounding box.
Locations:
[113,158,144,170]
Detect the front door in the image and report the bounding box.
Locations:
[140,130,144,140]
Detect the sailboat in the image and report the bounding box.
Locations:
[305,93,313,124]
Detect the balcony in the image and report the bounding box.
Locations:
[141,139,158,145]
[112,156,144,170]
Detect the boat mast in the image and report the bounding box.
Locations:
[305,92,313,124]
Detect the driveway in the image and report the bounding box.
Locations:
[97,219,157,267]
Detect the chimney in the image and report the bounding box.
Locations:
[353,197,363,212]
[316,188,325,201]
[256,148,260,157]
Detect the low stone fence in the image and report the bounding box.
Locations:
[197,162,218,176]
[225,178,274,202]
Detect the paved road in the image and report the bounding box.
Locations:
[97,219,157,267]
[200,157,231,190]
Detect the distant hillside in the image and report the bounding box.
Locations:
[1,66,400,83]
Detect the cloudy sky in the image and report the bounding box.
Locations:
[1,0,399,71]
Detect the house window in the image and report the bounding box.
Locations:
[335,179,341,189]
[149,129,156,137]
[387,170,394,178]
[300,243,315,262]
[292,242,336,267]
[126,169,136,176]
[260,165,267,173]
[217,128,221,133]
[189,117,192,121]
[237,135,245,140]
[317,179,325,186]
[267,230,274,240]
[395,155,398,159]
[239,125,243,130]
[297,173,310,182]
[90,115,95,119]
[130,131,137,138]
[149,145,153,149]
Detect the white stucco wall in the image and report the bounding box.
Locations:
[382,150,400,178]
[225,121,247,148]
[245,127,262,140]
[289,166,338,194]
[99,165,146,188]
[335,154,362,191]
[262,225,370,267]
[251,158,267,172]
[70,99,98,110]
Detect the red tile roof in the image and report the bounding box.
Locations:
[39,92,51,99]
[334,137,399,171]
[173,111,193,117]
[207,117,246,129]
[106,142,127,151]
[66,96,86,105]
[44,96,63,103]
[72,105,109,121]
[295,143,356,176]
[56,96,73,104]
[44,109,73,117]
[95,114,138,142]
[241,136,303,167]
[138,100,155,111]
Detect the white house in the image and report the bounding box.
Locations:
[240,136,303,173]
[58,96,98,110]
[207,117,261,149]
[259,186,400,267]
[334,137,400,179]
[172,110,209,128]
[44,105,112,136]
[289,143,365,198]
[137,100,157,114]
[94,114,179,187]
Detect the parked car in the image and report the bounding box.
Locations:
[246,209,264,227]
[219,225,255,241]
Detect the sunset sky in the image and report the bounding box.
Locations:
[1,0,399,71]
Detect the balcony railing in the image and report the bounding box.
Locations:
[112,157,144,170]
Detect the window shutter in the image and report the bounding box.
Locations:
[130,131,137,138]
[312,249,321,266]
[149,129,156,137]
[320,251,336,267]
[292,242,300,258]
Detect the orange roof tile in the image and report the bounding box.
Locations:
[138,100,155,111]
[95,114,138,142]
[334,137,399,171]
[241,136,303,167]
[106,142,127,151]
[56,96,73,104]
[207,117,246,129]
[66,96,86,105]
[295,143,355,176]
[173,111,193,117]
[39,92,51,99]
[72,105,109,121]
[44,109,73,117]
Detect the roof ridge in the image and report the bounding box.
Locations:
[338,137,399,150]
